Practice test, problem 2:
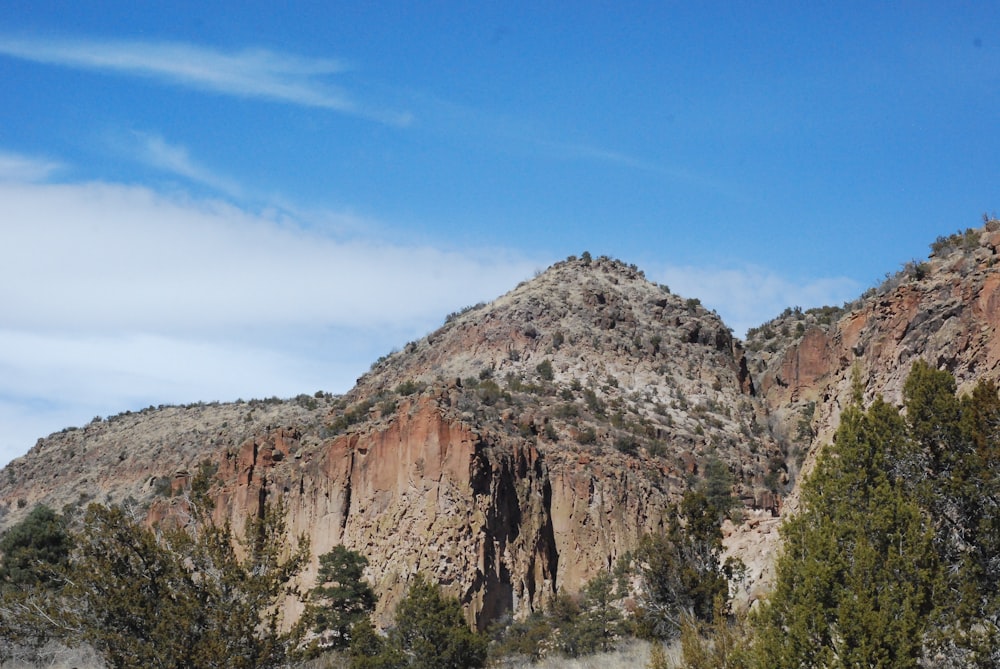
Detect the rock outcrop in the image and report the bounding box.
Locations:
[0,255,784,626]
[749,222,1000,473]
[720,222,1000,602]
[5,224,1000,627]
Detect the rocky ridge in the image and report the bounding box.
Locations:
[727,220,1000,594]
[0,254,784,627]
[747,220,1000,480]
[3,222,1000,626]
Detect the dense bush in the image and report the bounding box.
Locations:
[348,574,487,669]
[0,501,309,669]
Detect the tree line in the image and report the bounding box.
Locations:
[2,359,998,667]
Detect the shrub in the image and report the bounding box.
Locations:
[555,403,579,419]
[350,574,486,669]
[584,389,606,416]
[615,436,639,456]
[396,380,424,396]
[1,501,309,669]
[0,504,71,588]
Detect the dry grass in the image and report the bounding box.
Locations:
[0,642,105,669]
[1,639,683,669]
[496,639,682,669]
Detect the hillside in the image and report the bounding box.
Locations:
[3,222,1000,629]
[0,254,785,627]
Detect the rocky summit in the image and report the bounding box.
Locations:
[3,223,1000,629]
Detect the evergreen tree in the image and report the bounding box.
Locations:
[305,545,377,650]
[700,455,738,518]
[0,504,71,589]
[1,500,309,669]
[635,490,730,640]
[754,393,937,667]
[0,505,73,660]
[554,572,626,657]
[350,573,487,669]
[903,361,1000,663]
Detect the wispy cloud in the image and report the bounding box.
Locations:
[133,132,243,197]
[0,180,537,333]
[0,36,412,125]
[0,150,62,182]
[656,264,862,337]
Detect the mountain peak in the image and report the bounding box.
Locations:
[355,252,740,400]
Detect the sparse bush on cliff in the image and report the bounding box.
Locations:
[536,359,554,382]
[396,380,424,396]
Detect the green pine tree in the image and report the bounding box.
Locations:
[753,395,936,668]
[350,573,487,669]
[305,545,377,650]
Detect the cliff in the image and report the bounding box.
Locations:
[0,254,783,626]
[4,223,1000,627]
[200,255,784,625]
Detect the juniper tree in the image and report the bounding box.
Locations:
[753,386,937,667]
[0,504,71,589]
[304,545,377,651]
[635,490,730,640]
[349,573,487,669]
[1,500,309,669]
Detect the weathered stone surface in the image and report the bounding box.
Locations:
[14,223,1000,630]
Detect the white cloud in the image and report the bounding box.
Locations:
[0,181,534,333]
[0,36,412,125]
[656,264,862,337]
[0,150,62,182]
[0,178,538,466]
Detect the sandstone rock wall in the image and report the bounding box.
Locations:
[206,395,677,627]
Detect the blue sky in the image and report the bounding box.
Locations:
[0,3,997,466]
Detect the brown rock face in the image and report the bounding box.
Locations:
[9,227,1000,624]
[192,393,682,627]
[752,224,1000,463]
[1,255,786,627]
[212,399,562,626]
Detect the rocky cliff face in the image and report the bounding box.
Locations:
[0,255,783,626]
[748,222,1000,477]
[198,255,784,625]
[4,226,999,626]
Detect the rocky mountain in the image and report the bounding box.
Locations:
[747,222,1000,479]
[2,222,999,628]
[0,254,784,627]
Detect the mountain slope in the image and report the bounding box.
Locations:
[4,224,1000,627]
[0,254,783,626]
